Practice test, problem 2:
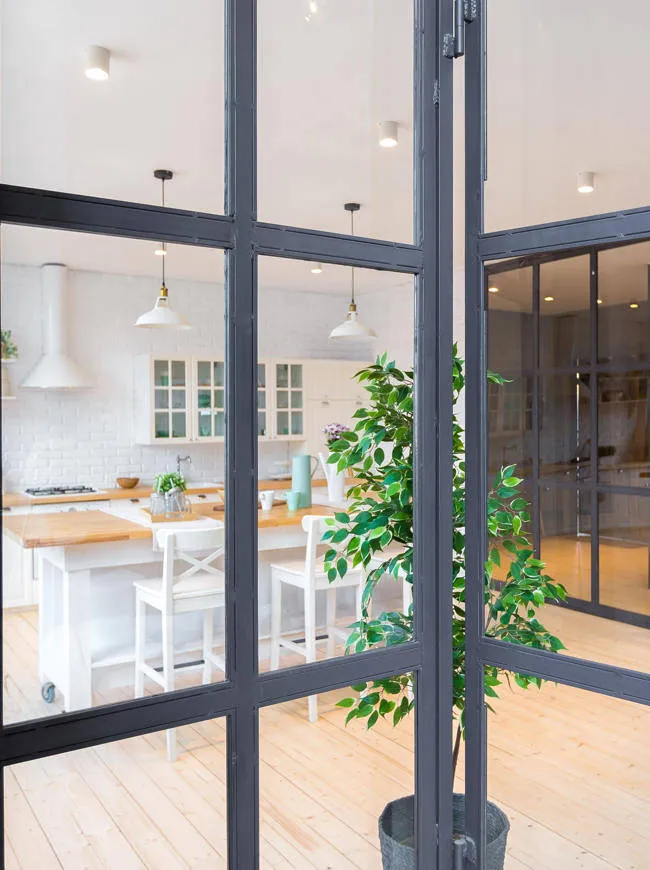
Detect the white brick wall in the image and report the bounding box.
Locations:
[2,264,422,490]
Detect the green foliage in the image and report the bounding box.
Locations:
[324,349,567,734]
[1,330,18,360]
[154,472,186,494]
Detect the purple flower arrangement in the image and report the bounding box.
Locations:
[323,422,348,446]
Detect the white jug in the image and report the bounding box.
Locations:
[318,452,347,505]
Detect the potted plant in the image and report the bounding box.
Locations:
[319,422,349,503]
[152,471,187,517]
[323,351,567,870]
[1,330,18,361]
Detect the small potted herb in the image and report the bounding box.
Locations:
[151,472,187,517]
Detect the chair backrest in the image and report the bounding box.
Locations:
[301,514,338,583]
[155,525,225,601]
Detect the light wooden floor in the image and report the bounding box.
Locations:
[3,606,649,869]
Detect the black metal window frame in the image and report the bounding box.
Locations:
[463,4,650,868]
[486,243,650,631]
[0,2,457,869]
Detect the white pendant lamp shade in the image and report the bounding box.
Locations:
[84,45,110,81]
[329,202,376,341]
[135,286,191,329]
[135,170,191,330]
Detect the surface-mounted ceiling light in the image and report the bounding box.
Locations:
[305,0,318,21]
[329,203,376,341]
[630,302,639,309]
[378,121,399,148]
[135,170,191,330]
[311,263,323,274]
[154,246,167,257]
[488,286,499,294]
[577,171,595,194]
[544,296,554,302]
[84,45,110,81]
[597,298,603,305]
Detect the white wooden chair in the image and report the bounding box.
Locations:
[269,515,364,723]
[134,526,226,761]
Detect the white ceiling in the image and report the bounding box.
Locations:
[2,0,650,302]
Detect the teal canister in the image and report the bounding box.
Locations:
[291,454,317,508]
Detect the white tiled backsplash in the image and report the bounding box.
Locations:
[2,265,425,491]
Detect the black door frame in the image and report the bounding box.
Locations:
[0,1,457,868]
[463,4,650,867]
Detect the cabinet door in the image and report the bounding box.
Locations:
[153,359,190,440]
[275,362,304,439]
[195,360,226,441]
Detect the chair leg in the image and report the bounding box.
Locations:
[304,587,318,722]
[326,587,337,659]
[270,575,282,671]
[162,611,177,762]
[202,610,213,685]
[134,595,145,698]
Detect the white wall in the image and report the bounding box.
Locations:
[1,264,416,490]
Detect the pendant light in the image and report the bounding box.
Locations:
[135,170,191,330]
[329,203,376,340]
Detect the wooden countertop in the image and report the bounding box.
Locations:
[2,510,153,549]
[2,504,335,548]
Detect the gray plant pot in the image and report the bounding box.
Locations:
[378,793,510,870]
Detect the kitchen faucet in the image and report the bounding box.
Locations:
[176,454,191,476]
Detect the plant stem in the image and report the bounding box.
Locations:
[452,724,462,785]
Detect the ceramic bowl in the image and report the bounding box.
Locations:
[116,477,140,489]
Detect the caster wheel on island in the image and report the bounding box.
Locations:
[41,682,56,704]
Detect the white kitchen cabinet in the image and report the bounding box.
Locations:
[258,360,307,442]
[2,507,35,608]
[135,355,193,444]
[194,359,226,442]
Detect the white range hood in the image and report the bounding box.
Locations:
[22,263,90,390]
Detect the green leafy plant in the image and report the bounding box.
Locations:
[154,471,186,493]
[323,350,566,768]
[1,330,18,360]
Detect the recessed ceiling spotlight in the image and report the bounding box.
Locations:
[597,298,603,304]
[577,171,595,194]
[84,45,110,81]
[311,263,323,275]
[154,246,167,257]
[630,302,639,309]
[544,295,555,302]
[378,121,399,148]
[488,286,499,294]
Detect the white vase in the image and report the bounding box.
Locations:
[319,451,347,504]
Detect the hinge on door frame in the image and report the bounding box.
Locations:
[453,835,477,869]
[444,0,478,59]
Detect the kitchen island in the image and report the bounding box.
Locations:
[3,498,337,713]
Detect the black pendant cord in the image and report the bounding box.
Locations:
[161,177,167,286]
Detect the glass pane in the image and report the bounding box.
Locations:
[258,391,266,410]
[197,361,212,386]
[154,412,170,439]
[276,364,289,389]
[198,411,212,437]
[540,486,591,602]
[258,0,414,243]
[214,361,225,387]
[260,687,414,867]
[198,389,211,409]
[485,2,650,231]
[1,2,225,213]
[599,242,650,365]
[171,361,186,387]
[290,364,302,388]
[291,411,303,435]
[486,265,533,373]
[540,255,590,370]
[1,226,227,726]
[5,722,227,865]
[154,359,169,386]
[540,374,591,483]
[257,363,266,388]
[171,412,187,438]
[258,255,415,675]
[214,412,225,438]
[484,679,650,870]
[276,410,289,435]
[291,390,303,409]
[598,372,649,484]
[600,493,650,617]
[258,411,267,437]
[214,389,225,409]
[276,390,289,409]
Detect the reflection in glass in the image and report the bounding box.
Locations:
[598,372,649,484]
[540,256,590,370]
[540,487,591,601]
[486,265,533,374]
[599,493,650,616]
[598,243,650,364]
[540,374,590,482]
